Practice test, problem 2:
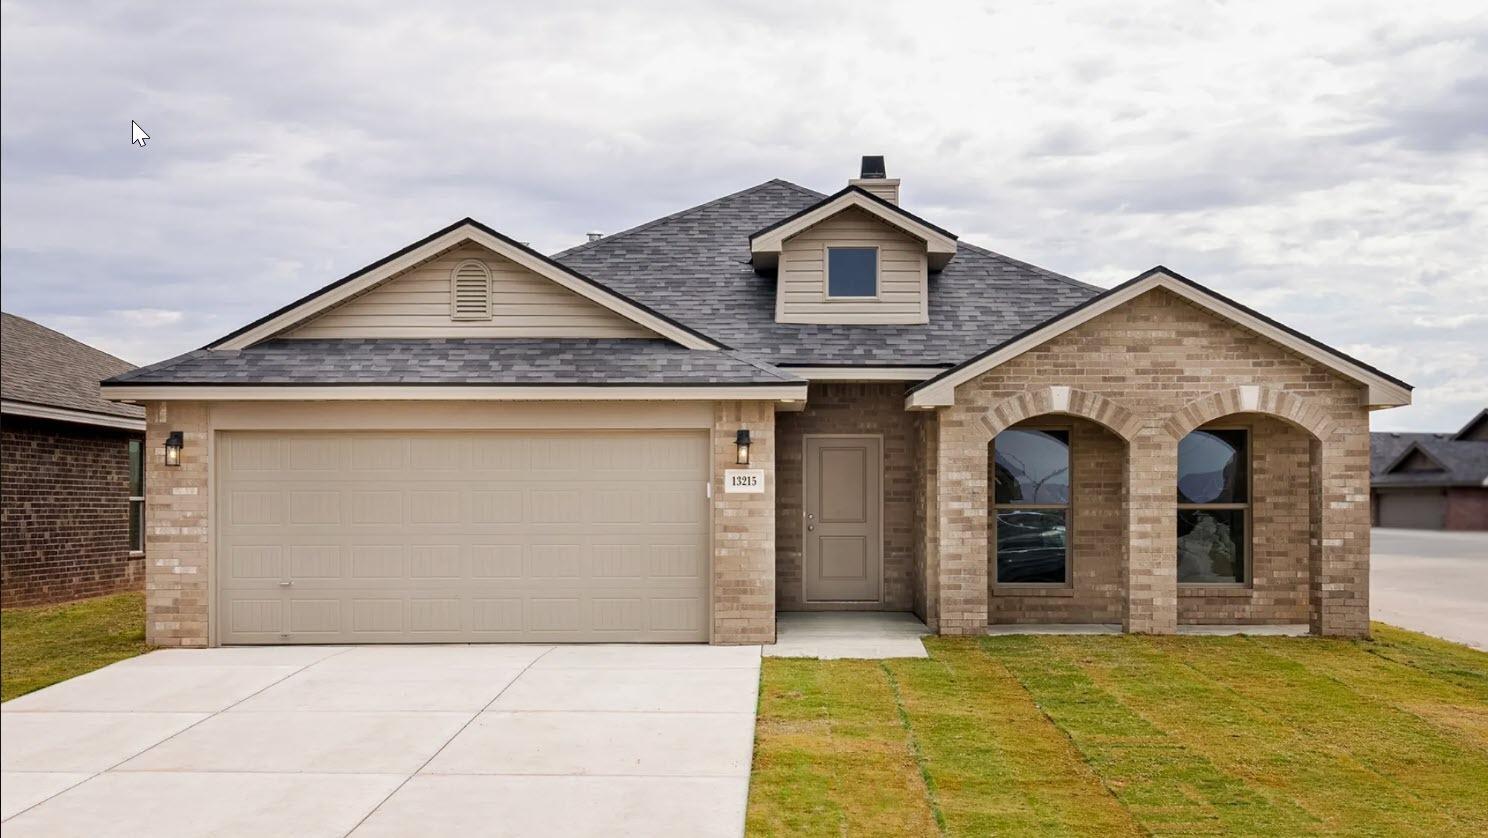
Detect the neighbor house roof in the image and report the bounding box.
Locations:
[1371,422,1488,489]
[553,180,1101,367]
[103,339,806,401]
[1,311,145,429]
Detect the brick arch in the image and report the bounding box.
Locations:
[1162,385,1335,441]
[975,386,1142,442]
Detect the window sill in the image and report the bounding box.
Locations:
[128,551,145,558]
[1179,585,1252,598]
[992,586,1076,598]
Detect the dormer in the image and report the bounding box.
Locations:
[751,158,957,325]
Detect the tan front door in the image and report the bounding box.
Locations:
[803,435,882,602]
[215,430,709,644]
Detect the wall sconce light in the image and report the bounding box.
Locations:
[735,429,752,465]
[164,431,184,467]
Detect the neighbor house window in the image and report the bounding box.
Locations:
[1177,428,1248,583]
[826,247,877,297]
[992,429,1070,584]
[128,439,145,553]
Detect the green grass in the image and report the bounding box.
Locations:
[746,624,1488,837]
[1,592,150,701]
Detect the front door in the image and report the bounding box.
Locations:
[803,435,883,602]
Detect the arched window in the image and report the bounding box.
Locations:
[1177,428,1249,584]
[450,259,492,320]
[991,428,1071,585]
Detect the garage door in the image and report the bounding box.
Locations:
[216,430,710,644]
[1377,489,1446,529]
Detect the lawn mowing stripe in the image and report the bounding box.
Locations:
[1363,624,1488,702]
[895,639,1142,838]
[746,659,940,837]
[1164,635,1488,835]
[880,661,949,837]
[1040,634,1451,836]
[988,634,1320,836]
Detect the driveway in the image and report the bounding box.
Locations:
[1372,527,1488,650]
[1,644,761,837]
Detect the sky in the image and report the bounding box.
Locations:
[2,0,1484,432]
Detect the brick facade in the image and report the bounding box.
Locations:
[929,288,1372,637]
[142,401,210,646]
[776,383,914,611]
[712,400,777,644]
[1445,489,1488,531]
[1,417,144,607]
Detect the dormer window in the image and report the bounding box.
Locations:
[827,247,878,298]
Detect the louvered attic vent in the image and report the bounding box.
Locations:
[450,259,492,320]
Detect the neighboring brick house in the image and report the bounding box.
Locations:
[1370,409,1488,530]
[2,312,147,607]
[100,158,1411,647]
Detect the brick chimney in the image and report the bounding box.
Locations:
[848,155,900,205]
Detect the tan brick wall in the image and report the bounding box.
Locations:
[711,400,777,644]
[143,401,210,647]
[776,383,914,611]
[912,409,939,629]
[937,287,1373,637]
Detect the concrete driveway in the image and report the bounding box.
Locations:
[1372,528,1488,650]
[1,644,761,837]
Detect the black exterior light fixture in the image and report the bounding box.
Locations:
[164,431,184,467]
[735,429,752,465]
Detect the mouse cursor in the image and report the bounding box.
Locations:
[131,121,150,147]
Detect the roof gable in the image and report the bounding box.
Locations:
[907,267,1413,409]
[748,186,958,271]
[1454,408,1488,442]
[1384,443,1447,474]
[211,219,721,351]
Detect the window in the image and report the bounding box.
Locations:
[128,439,144,553]
[992,429,1070,584]
[826,247,877,298]
[1176,428,1248,584]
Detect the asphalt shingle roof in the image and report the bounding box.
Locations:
[107,339,802,387]
[1370,429,1488,488]
[553,180,1102,367]
[1,312,144,420]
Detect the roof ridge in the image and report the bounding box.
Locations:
[550,179,823,260]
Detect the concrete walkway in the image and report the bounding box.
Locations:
[1,644,761,837]
[1373,528,1488,650]
[766,612,929,659]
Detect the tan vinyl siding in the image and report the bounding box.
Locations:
[776,207,928,324]
[286,243,657,339]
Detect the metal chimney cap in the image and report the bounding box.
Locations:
[586,231,604,242]
[859,155,886,179]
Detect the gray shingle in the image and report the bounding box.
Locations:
[1,312,144,419]
[106,339,802,387]
[553,180,1102,367]
[1370,431,1488,488]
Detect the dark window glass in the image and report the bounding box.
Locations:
[1178,508,1245,583]
[128,440,144,496]
[994,429,1071,504]
[1177,429,1247,503]
[827,248,877,297]
[995,509,1067,584]
[129,501,144,552]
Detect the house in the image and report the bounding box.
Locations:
[100,158,1411,647]
[1370,409,1488,530]
[2,312,147,607]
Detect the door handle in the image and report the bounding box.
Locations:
[807,524,815,532]
[279,580,293,588]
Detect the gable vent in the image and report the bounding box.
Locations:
[450,259,492,320]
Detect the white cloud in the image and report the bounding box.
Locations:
[2,0,1484,429]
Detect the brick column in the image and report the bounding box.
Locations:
[144,401,210,647]
[711,401,776,644]
[1124,425,1177,634]
[934,412,988,635]
[914,411,941,631]
[1310,432,1371,637]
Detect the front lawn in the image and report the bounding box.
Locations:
[1,591,150,701]
[747,624,1488,837]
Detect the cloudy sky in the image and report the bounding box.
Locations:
[2,0,1484,431]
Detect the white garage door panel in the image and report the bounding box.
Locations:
[217,431,710,644]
